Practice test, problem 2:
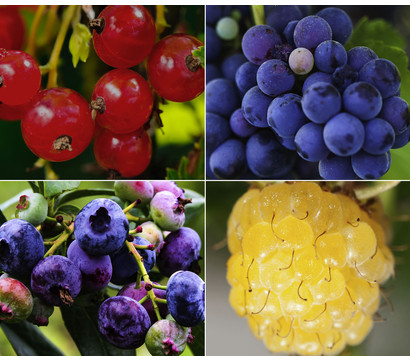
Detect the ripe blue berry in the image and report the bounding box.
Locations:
[31,255,82,306]
[167,271,205,327]
[67,240,112,291]
[27,297,54,327]
[157,227,202,277]
[98,296,151,349]
[74,198,129,256]
[0,219,44,279]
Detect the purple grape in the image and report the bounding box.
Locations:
[316,7,353,44]
[206,78,240,118]
[209,139,247,179]
[229,108,257,138]
[379,96,410,135]
[295,122,329,162]
[363,118,395,155]
[221,53,247,82]
[266,5,302,33]
[351,151,391,179]
[235,61,259,95]
[206,112,231,153]
[302,72,332,93]
[256,59,295,97]
[319,154,357,180]
[347,46,378,72]
[314,40,347,73]
[242,86,272,128]
[293,16,332,51]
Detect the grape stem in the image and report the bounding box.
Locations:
[43,222,74,257]
[125,241,162,321]
[251,5,265,26]
[138,294,149,305]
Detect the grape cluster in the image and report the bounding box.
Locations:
[0,5,204,178]
[227,182,394,355]
[206,5,410,180]
[0,180,204,355]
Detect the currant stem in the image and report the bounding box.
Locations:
[26,5,47,56]
[125,241,162,321]
[45,5,78,88]
[39,5,60,47]
[43,222,74,257]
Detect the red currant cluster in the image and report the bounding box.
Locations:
[0,5,204,178]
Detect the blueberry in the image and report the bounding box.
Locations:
[157,227,202,277]
[0,219,44,279]
[110,237,156,285]
[31,255,82,306]
[114,181,154,204]
[0,277,33,323]
[74,198,129,256]
[151,181,184,198]
[145,319,189,356]
[98,295,151,349]
[15,193,48,226]
[27,297,54,326]
[150,191,186,231]
[67,240,112,291]
[118,281,168,324]
[138,221,164,251]
[167,271,205,327]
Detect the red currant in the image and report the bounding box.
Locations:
[0,100,28,121]
[147,34,204,102]
[0,6,25,50]
[92,69,153,134]
[21,88,95,162]
[93,128,152,178]
[0,49,41,106]
[91,5,156,69]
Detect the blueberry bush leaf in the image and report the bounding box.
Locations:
[44,181,81,198]
[183,189,204,225]
[0,322,64,356]
[60,302,135,356]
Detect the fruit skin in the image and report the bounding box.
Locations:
[0,100,28,121]
[0,49,40,106]
[152,181,184,198]
[157,227,202,277]
[92,5,156,68]
[138,221,164,250]
[148,34,204,102]
[0,219,44,279]
[0,277,33,323]
[145,319,188,356]
[167,271,205,327]
[74,198,129,256]
[227,182,394,355]
[15,193,48,226]
[67,240,112,291]
[150,191,186,231]
[98,295,151,349]
[110,237,156,285]
[93,128,152,178]
[114,181,154,204]
[31,255,82,307]
[92,69,153,134]
[27,297,54,326]
[118,281,168,324]
[21,87,95,162]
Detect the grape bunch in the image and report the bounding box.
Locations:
[0,5,204,179]
[206,5,410,180]
[0,180,204,355]
[227,182,394,355]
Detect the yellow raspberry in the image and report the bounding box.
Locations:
[227,182,394,355]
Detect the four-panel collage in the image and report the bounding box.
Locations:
[1,3,410,357]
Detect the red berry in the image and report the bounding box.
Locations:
[0,6,25,50]
[0,100,28,121]
[21,88,95,162]
[92,5,156,68]
[92,69,153,134]
[94,128,152,178]
[148,34,204,102]
[0,49,41,106]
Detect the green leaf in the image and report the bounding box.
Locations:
[189,322,205,356]
[165,168,180,180]
[183,189,204,224]
[55,204,81,217]
[60,303,135,356]
[44,181,81,198]
[54,188,115,208]
[28,181,40,193]
[69,23,92,68]
[0,209,7,225]
[192,46,204,68]
[1,321,64,356]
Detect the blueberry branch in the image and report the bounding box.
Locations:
[138,294,149,304]
[151,284,167,291]
[125,241,162,321]
[122,200,140,214]
[43,222,74,257]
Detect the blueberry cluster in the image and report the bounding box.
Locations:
[206,5,410,180]
[0,180,204,355]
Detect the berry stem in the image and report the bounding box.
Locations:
[125,241,162,321]
[30,158,59,180]
[155,5,169,38]
[154,297,167,304]
[45,216,58,223]
[43,222,74,257]
[138,294,149,304]
[26,5,47,56]
[251,5,265,26]
[44,5,78,88]
[122,201,139,214]
[126,214,152,223]
[151,284,167,291]
[39,5,60,47]
[133,243,155,251]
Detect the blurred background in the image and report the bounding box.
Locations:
[0,5,204,180]
[206,181,410,355]
[0,180,204,356]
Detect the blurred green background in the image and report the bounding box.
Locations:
[0,5,204,180]
[206,181,410,356]
[0,180,204,356]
